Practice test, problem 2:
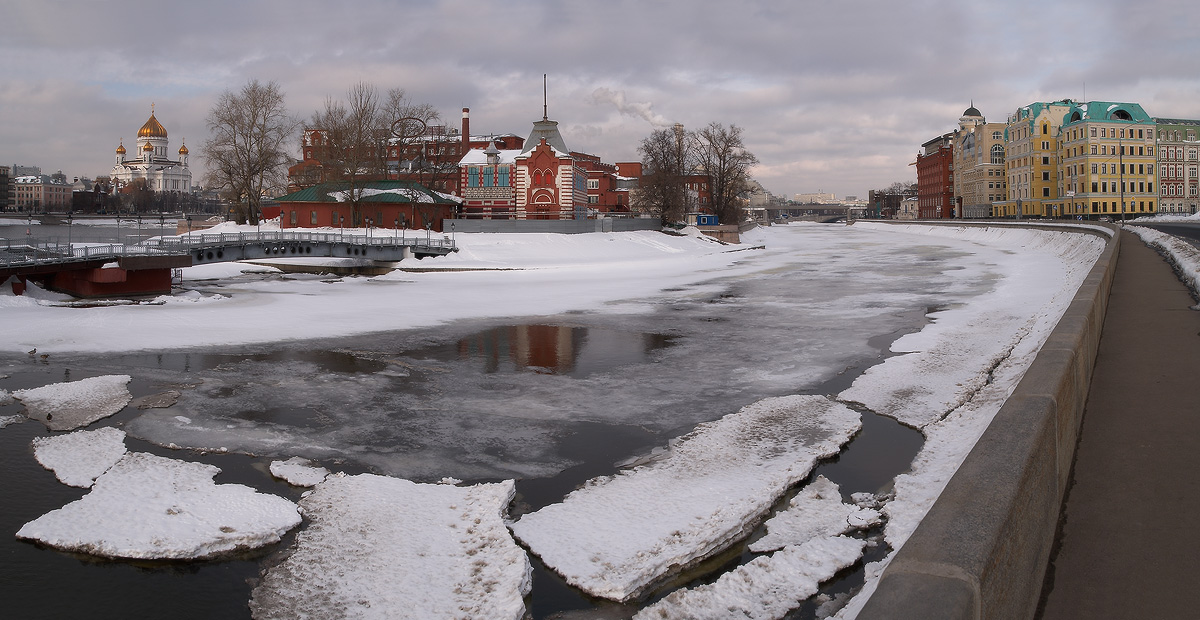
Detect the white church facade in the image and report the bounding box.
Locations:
[111,106,193,193]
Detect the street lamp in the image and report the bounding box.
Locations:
[394,218,399,242]
[186,214,192,241]
[67,212,73,254]
[339,216,345,243]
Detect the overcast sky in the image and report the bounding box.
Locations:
[3,0,1199,200]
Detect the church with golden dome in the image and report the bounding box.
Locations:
[110,105,193,194]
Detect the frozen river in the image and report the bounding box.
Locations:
[0,222,1102,618]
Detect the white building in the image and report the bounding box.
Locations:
[110,106,192,194]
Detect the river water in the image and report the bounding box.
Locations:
[0,223,990,618]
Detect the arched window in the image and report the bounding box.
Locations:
[992,131,1003,140]
[990,144,1005,164]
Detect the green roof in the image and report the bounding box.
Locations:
[275,181,460,204]
[1062,101,1152,126]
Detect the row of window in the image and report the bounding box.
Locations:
[1159,147,1199,161]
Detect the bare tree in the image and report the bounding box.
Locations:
[635,123,696,225]
[694,123,759,225]
[384,88,449,227]
[202,79,298,224]
[308,82,389,226]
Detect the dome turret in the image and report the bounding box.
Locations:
[116,141,126,154]
[138,108,168,139]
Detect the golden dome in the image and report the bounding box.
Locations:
[143,141,154,152]
[138,112,168,138]
[178,142,188,155]
[116,142,126,154]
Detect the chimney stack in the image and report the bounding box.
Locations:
[462,108,470,155]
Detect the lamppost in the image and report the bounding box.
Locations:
[186,214,192,242]
[450,221,455,244]
[394,218,399,242]
[137,215,142,244]
[67,212,73,254]
[366,218,372,243]
[339,216,344,242]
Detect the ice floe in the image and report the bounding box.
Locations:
[268,456,329,487]
[634,535,866,620]
[511,395,861,602]
[12,375,132,431]
[32,426,128,487]
[250,473,530,620]
[749,476,880,553]
[17,452,300,560]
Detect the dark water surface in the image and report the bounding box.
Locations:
[0,225,978,618]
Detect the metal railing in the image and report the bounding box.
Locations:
[0,231,456,270]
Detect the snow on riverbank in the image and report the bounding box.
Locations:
[12,375,132,430]
[250,474,530,620]
[832,222,1106,618]
[18,451,301,560]
[0,225,750,354]
[511,395,861,602]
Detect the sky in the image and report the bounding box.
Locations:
[3,0,1200,200]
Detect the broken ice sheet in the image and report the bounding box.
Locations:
[268,456,329,487]
[250,474,531,620]
[634,535,866,620]
[511,395,861,602]
[17,452,300,560]
[13,375,132,431]
[749,475,880,553]
[32,426,128,488]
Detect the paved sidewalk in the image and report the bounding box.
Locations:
[1039,232,1200,618]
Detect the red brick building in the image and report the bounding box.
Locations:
[917,133,955,219]
[274,181,460,232]
[288,108,524,196]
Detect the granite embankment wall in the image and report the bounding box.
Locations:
[855,221,1120,620]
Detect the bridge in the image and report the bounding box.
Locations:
[1,230,457,297]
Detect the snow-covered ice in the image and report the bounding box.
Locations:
[268,456,329,487]
[17,452,301,560]
[32,426,128,487]
[829,222,1106,618]
[511,395,861,602]
[635,477,878,619]
[749,476,879,553]
[12,375,132,430]
[250,474,530,620]
[1,414,22,428]
[634,535,866,620]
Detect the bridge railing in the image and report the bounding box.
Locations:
[0,231,456,270]
[151,230,456,251]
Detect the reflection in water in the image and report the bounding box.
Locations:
[433,325,673,378]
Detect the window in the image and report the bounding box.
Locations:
[482,167,493,187]
[586,179,599,189]
[467,167,479,187]
[1042,124,1049,135]
[290,211,297,226]
[1042,156,1050,165]
[1043,171,1050,181]
[991,144,1005,164]
[1091,145,1098,155]
[310,211,318,225]
[1043,187,1050,197]
[1092,164,1098,174]
[332,211,340,226]
[992,131,1003,140]
[498,167,509,187]
[1091,127,1097,137]
[587,195,598,204]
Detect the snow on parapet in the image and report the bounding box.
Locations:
[250,474,530,620]
[32,427,128,487]
[510,395,861,602]
[17,452,300,560]
[269,456,329,487]
[13,375,132,431]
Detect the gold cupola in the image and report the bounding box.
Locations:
[138,105,168,139]
[116,141,126,154]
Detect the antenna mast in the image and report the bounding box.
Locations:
[543,74,548,120]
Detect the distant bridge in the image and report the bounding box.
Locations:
[0,230,457,297]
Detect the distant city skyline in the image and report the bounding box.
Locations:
[2,0,1199,200]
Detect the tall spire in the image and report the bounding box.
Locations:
[542,74,548,121]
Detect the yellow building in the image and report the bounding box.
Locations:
[952,105,1007,218]
[1058,101,1156,220]
[998,100,1074,218]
